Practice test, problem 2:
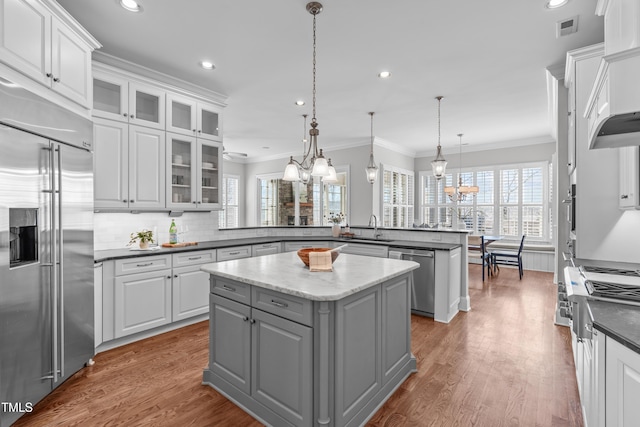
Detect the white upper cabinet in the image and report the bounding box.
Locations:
[166,132,221,210]
[0,0,100,108]
[167,92,222,141]
[597,0,640,55]
[92,69,166,130]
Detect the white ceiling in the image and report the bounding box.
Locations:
[57,0,604,161]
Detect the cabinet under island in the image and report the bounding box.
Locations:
[201,251,420,427]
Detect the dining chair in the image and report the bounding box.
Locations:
[468,235,492,281]
[490,235,526,279]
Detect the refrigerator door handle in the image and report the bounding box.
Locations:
[55,145,65,382]
[48,143,59,384]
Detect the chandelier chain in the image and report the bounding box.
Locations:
[312,12,317,122]
[370,112,374,153]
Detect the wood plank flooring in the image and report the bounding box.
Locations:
[13,266,583,427]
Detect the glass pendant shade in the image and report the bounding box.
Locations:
[323,159,338,183]
[300,167,311,184]
[366,154,379,184]
[283,158,300,181]
[311,150,329,176]
[431,151,447,179]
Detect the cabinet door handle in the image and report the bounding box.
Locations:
[130,115,135,119]
[192,129,197,132]
[53,77,60,82]
[188,256,202,260]
[621,194,629,199]
[174,274,178,278]
[129,199,134,203]
[229,251,240,255]
[242,316,249,321]
[585,323,593,333]
[123,113,128,118]
[123,199,127,203]
[46,73,52,78]
[249,319,256,324]
[167,275,171,279]
[222,284,236,292]
[270,299,288,308]
[198,130,202,133]
[136,262,153,267]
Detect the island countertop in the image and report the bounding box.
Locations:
[200,251,419,301]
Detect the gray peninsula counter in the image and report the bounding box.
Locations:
[201,252,419,427]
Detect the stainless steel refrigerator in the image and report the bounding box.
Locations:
[0,76,94,426]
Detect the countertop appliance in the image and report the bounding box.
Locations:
[390,248,435,317]
[0,76,94,426]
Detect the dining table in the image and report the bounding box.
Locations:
[469,235,504,275]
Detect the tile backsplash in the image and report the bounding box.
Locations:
[94,212,220,251]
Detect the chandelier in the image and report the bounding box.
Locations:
[365,112,379,184]
[444,133,479,202]
[431,96,447,179]
[283,2,332,181]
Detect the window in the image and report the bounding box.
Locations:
[382,165,414,228]
[257,175,279,226]
[419,162,549,242]
[218,175,239,228]
[319,170,348,225]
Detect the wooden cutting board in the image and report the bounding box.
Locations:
[161,242,198,248]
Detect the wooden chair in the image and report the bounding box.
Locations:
[468,235,492,281]
[490,235,525,279]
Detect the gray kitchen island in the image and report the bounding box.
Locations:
[201,251,419,427]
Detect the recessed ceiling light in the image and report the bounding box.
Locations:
[295,100,305,106]
[378,71,392,79]
[120,0,141,13]
[546,0,569,9]
[200,61,215,70]
[262,147,270,150]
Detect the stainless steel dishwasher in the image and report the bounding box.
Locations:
[389,248,436,317]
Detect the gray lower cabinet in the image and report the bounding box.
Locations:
[210,293,312,426]
[172,265,210,321]
[204,272,415,427]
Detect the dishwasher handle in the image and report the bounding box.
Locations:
[403,252,434,259]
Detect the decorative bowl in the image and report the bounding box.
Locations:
[297,247,339,267]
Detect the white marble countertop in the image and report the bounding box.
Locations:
[200,252,419,301]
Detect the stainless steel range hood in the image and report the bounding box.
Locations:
[585,47,640,149]
[592,112,640,148]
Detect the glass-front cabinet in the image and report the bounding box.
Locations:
[167,93,222,141]
[167,133,221,210]
[92,71,165,130]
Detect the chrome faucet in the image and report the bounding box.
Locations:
[368,214,382,239]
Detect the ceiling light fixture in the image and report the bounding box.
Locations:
[120,0,141,13]
[200,61,215,70]
[444,133,479,202]
[295,100,305,106]
[546,0,569,9]
[365,112,379,184]
[378,71,391,79]
[283,2,330,181]
[431,96,448,180]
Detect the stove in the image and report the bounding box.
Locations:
[563,263,640,340]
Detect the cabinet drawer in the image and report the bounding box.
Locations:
[284,241,329,252]
[251,242,282,257]
[115,254,171,276]
[217,245,252,261]
[172,250,216,267]
[252,287,313,326]
[341,243,389,258]
[211,278,251,305]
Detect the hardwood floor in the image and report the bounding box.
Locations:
[13,266,583,427]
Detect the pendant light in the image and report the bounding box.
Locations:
[431,96,448,180]
[283,2,330,181]
[323,158,338,183]
[444,133,479,201]
[365,112,379,184]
